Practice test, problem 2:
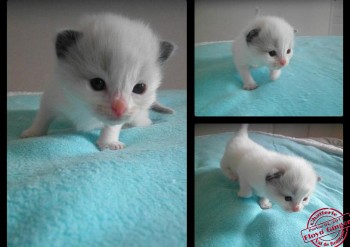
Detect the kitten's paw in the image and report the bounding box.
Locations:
[133,118,152,127]
[229,173,238,181]
[97,140,125,150]
[243,82,258,90]
[20,128,46,138]
[129,115,152,127]
[221,167,238,180]
[225,171,238,180]
[270,69,281,81]
[237,189,252,198]
[259,198,272,209]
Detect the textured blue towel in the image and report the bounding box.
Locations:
[7,90,187,247]
[195,36,343,116]
[195,132,343,247]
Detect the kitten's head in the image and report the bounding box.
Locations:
[55,14,175,125]
[245,16,295,69]
[265,157,320,212]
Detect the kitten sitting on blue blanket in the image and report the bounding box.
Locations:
[220,124,320,212]
[21,13,175,150]
[233,16,296,90]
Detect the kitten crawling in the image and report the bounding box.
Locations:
[233,16,295,90]
[220,124,320,212]
[21,13,175,150]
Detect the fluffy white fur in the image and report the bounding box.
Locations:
[220,124,320,212]
[233,16,295,90]
[21,13,175,150]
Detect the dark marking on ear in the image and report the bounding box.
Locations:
[158,41,175,64]
[317,176,321,182]
[294,29,298,33]
[266,171,284,182]
[246,29,260,43]
[55,30,82,59]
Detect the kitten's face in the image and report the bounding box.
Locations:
[55,15,174,125]
[245,17,295,69]
[268,176,313,212]
[266,164,319,212]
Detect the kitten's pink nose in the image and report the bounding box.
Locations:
[280,58,287,66]
[292,205,301,212]
[112,98,127,117]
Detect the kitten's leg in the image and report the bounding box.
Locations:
[237,65,258,90]
[270,69,281,81]
[237,178,252,198]
[259,197,272,209]
[21,102,54,138]
[97,124,125,150]
[129,110,152,127]
[220,162,238,181]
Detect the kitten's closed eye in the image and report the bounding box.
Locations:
[132,83,147,94]
[90,78,106,91]
[303,197,308,201]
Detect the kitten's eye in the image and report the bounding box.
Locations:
[287,49,291,54]
[268,50,277,56]
[132,83,146,94]
[303,197,308,201]
[284,196,292,201]
[90,78,106,91]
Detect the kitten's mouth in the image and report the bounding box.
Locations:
[272,61,288,69]
[94,105,132,124]
[284,207,302,213]
[272,64,283,69]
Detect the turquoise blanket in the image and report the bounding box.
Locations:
[7,90,187,247]
[195,36,343,116]
[195,132,343,247]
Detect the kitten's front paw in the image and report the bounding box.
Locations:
[243,82,258,90]
[259,198,272,209]
[270,69,281,81]
[221,167,238,180]
[129,115,152,127]
[133,117,152,127]
[20,128,46,138]
[229,173,238,181]
[97,140,125,150]
[226,171,238,180]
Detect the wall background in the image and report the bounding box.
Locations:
[195,124,343,139]
[7,0,187,92]
[195,0,343,43]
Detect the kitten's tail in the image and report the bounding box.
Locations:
[236,124,249,138]
[255,7,261,17]
[151,101,174,114]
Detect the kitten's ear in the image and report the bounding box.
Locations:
[55,30,82,59]
[266,169,284,182]
[246,28,260,43]
[158,41,175,64]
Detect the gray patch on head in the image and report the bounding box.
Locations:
[158,41,175,64]
[266,171,283,182]
[246,31,274,53]
[56,30,83,59]
[246,29,260,43]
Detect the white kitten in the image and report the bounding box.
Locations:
[21,13,175,150]
[220,124,320,212]
[233,16,295,90]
